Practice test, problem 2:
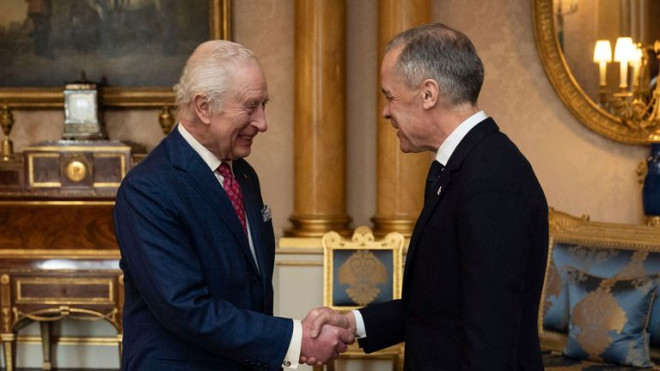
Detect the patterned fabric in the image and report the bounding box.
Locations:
[542,350,655,370]
[217,163,246,234]
[562,267,658,368]
[543,243,660,346]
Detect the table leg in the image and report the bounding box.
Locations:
[40,321,53,370]
[1,332,16,371]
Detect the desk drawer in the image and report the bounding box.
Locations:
[16,277,115,305]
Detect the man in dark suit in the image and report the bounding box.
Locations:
[308,23,549,370]
[114,40,353,370]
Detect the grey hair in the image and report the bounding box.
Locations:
[385,23,484,106]
[174,40,257,122]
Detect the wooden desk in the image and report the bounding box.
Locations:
[0,200,121,371]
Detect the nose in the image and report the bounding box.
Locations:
[382,104,391,119]
[252,105,268,132]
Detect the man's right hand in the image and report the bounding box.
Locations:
[299,307,356,366]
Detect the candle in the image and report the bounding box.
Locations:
[614,37,634,89]
[593,40,612,86]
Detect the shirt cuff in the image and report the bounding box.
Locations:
[352,310,367,338]
[282,319,302,369]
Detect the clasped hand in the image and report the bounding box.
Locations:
[300,307,357,366]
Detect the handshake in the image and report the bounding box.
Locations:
[299,307,358,366]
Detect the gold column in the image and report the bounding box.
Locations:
[286,0,351,237]
[372,0,431,237]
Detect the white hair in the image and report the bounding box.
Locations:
[174,40,257,122]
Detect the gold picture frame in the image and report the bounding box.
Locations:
[532,0,650,145]
[322,226,404,311]
[0,0,231,109]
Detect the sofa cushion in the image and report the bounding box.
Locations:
[543,242,660,347]
[562,267,658,368]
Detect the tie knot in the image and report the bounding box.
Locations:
[217,162,233,178]
[427,161,444,183]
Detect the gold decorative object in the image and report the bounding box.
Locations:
[158,105,175,135]
[65,160,88,183]
[321,226,405,369]
[637,160,648,186]
[1,105,15,158]
[592,39,660,135]
[533,0,653,144]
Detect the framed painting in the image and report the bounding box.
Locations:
[0,0,231,108]
[322,227,404,311]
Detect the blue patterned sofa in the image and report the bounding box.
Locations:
[540,209,660,370]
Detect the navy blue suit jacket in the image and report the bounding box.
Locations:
[358,119,548,370]
[114,127,291,370]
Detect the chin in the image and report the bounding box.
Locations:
[233,148,252,159]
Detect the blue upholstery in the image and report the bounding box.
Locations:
[543,242,660,346]
[562,267,657,368]
[543,350,652,370]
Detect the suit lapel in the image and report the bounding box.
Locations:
[233,160,266,276]
[403,119,499,292]
[165,128,259,273]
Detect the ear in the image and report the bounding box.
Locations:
[421,79,439,110]
[193,94,212,125]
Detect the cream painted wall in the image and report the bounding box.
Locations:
[6,0,649,237]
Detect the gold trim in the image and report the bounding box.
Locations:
[94,182,121,187]
[322,226,404,311]
[0,0,231,109]
[24,146,130,152]
[94,153,127,180]
[275,247,324,255]
[371,216,417,238]
[0,250,120,259]
[274,261,323,267]
[533,0,650,145]
[16,278,114,304]
[16,307,118,325]
[285,215,353,238]
[16,335,121,346]
[278,237,322,249]
[27,153,61,188]
[0,200,115,206]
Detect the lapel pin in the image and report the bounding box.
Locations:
[261,205,272,222]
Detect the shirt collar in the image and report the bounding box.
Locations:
[177,123,228,171]
[435,111,488,166]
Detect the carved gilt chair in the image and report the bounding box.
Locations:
[316,226,405,371]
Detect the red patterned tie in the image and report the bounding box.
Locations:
[217,163,247,235]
